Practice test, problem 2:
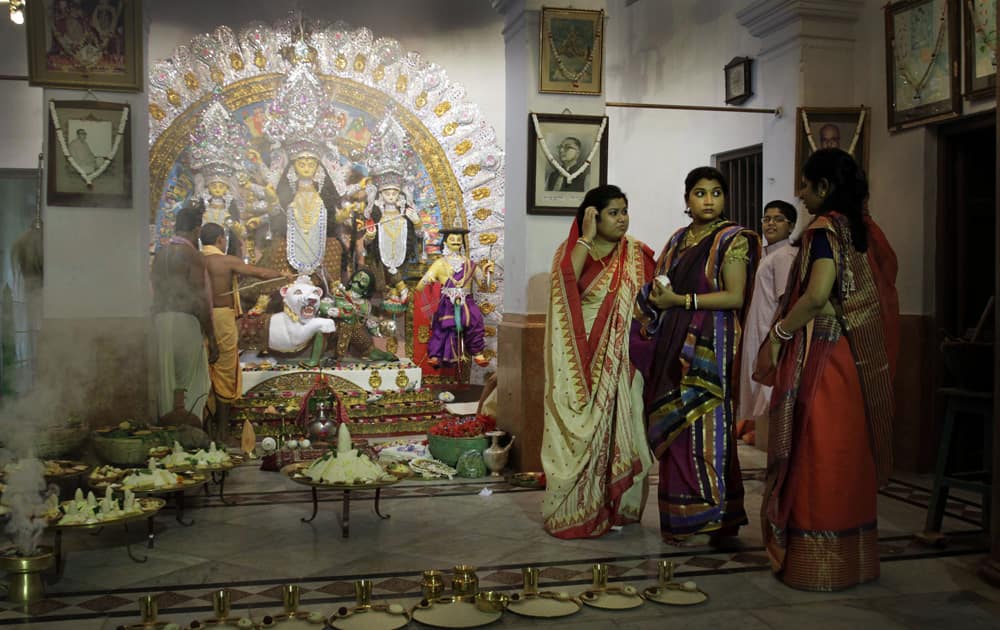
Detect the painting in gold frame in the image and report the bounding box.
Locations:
[26,0,142,92]
[884,0,961,131]
[539,7,604,95]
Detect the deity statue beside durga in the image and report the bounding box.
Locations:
[147,18,505,381]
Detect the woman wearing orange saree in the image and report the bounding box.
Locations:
[762,148,899,591]
[542,185,655,539]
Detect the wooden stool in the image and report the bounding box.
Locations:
[918,387,992,543]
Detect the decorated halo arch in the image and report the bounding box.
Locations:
[147,14,505,379]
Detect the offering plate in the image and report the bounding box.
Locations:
[643,583,708,606]
[89,469,207,493]
[52,497,165,530]
[507,472,545,489]
[410,596,502,628]
[329,603,411,630]
[164,453,244,473]
[578,586,644,610]
[505,591,581,619]
[280,463,399,537]
[1,459,89,481]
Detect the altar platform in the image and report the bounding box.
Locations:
[231,359,481,439]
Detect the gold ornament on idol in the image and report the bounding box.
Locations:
[292,190,323,236]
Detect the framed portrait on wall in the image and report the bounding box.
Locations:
[26,0,143,92]
[724,57,753,105]
[538,7,605,95]
[963,0,997,99]
[794,107,871,184]
[527,113,608,215]
[884,0,961,131]
[47,100,132,208]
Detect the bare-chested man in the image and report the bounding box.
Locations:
[200,222,293,442]
[151,202,215,422]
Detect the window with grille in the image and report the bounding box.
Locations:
[714,144,763,234]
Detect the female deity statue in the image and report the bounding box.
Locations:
[259,62,357,284]
[188,100,247,240]
[415,221,494,367]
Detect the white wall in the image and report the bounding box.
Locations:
[0,18,42,169]
[606,0,764,256]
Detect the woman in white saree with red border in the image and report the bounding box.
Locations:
[542,186,655,539]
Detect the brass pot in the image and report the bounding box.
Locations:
[474,591,509,613]
[451,564,479,600]
[0,546,55,605]
[421,569,445,600]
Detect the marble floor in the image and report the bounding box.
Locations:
[1,445,998,629]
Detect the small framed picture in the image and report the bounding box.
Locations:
[884,0,961,131]
[47,100,132,208]
[794,106,871,184]
[527,113,608,215]
[724,57,753,105]
[26,0,143,92]
[963,0,997,99]
[539,7,605,95]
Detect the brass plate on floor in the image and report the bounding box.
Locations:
[410,598,501,628]
[578,587,644,610]
[330,606,410,630]
[643,584,708,606]
[506,592,581,618]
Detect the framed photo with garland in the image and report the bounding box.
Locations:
[47,100,132,208]
[794,106,871,185]
[527,113,608,215]
[538,7,605,95]
[963,0,997,99]
[884,0,961,131]
[26,0,143,92]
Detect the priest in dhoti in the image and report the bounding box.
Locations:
[201,222,289,442]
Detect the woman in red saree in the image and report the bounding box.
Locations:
[630,167,761,546]
[542,185,655,539]
[762,148,899,591]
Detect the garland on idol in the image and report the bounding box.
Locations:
[531,113,607,184]
[892,1,948,103]
[49,101,129,186]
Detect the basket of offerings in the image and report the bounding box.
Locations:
[426,416,496,466]
[34,417,88,459]
[91,422,177,466]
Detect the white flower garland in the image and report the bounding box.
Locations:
[801,108,866,158]
[547,31,595,84]
[49,101,129,186]
[531,113,607,184]
[892,1,948,103]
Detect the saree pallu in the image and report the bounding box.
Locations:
[763,213,899,591]
[542,229,654,539]
[631,222,760,540]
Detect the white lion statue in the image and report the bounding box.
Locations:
[269,275,338,352]
[239,275,338,366]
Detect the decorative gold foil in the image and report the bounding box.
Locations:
[395,370,410,389]
[396,74,408,93]
[149,104,166,121]
[335,54,348,71]
[442,122,457,136]
[183,72,199,91]
[254,51,267,69]
[454,139,472,155]
[210,67,224,84]
[473,207,491,221]
[463,164,481,177]
[480,303,496,316]
[373,65,385,82]
[417,325,431,344]
[472,187,490,200]
[353,54,367,72]
[484,326,496,337]
[434,101,451,117]
[230,53,245,71]
[478,233,498,246]
[166,89,182,107]
[415,91,428,109]
[369,370,382,390]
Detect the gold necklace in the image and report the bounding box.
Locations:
[292,190,322,235]
[684,219,723,249]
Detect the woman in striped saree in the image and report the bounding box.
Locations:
[542,185,655,539]
[761,148,899,590]
[630,167,760,546]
